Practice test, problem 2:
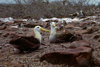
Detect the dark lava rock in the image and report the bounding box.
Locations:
[3,32,10,37]
[93,34,100,39]
[70,34,83,42]
[40,47,92,67]
[40,51,78,66]
[92,34,100,42]
[24,23,36,28]
[0,46,2,49]
[0,22,4,26]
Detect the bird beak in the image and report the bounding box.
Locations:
[40,27,49,32]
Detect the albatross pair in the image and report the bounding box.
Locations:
[10,22,80,53]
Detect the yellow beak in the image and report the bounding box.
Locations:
[40,27,49,32]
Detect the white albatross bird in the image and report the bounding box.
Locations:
[10,26,49,53]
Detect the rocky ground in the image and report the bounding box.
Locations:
[0,16,100,67]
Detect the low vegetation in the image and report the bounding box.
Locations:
[0,0,100,19]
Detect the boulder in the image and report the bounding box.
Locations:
[69,40,90,48]
[9,61,24,67]
[75,30,88,34]
[0,25,6,30]
[40,47,92,67]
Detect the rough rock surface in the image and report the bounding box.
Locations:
[0,16,100,67]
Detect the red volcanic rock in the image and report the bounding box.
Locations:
[86,26,99,34]
[40,47,92,67]
[3,33,10,37]
[92,50,100,66]
[99,38,100,42]
[79,22,96,27]
[75,30,88,34]
[93,34,100,42]
[0,25,6,30]
[5,22,14,26]
[69,40,90,48]
[9,36,40,53]
[6,26,19,31]
[65,47,92,56]
[40,52,78,66]
[14,19,25,23]
[9,61,24,67]
[65,24,75,29]
[2,31,13,37]
[0,22,4,26]
[76,54,91,67]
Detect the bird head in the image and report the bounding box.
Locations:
[50,22,56,27]
[33,26,49,43]
[34,26,49,32]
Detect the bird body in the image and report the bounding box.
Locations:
[10,36,40,52]
[49,23,57,42]
[49,22,82,43]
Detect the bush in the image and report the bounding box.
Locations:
[0,0,100,19]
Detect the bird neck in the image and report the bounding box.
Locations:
[50,26,56,36]
[33,29,41,43]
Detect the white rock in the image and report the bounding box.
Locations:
[22,19,28,22]
[72,18,80,22]
[0,17,14,23]
[50,17,58,20]
[40,18,50,22]
[11,25,18,28]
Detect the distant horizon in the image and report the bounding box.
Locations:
[0,0,100,5]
